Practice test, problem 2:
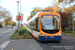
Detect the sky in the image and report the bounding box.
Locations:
[0,0,57,23]
[0,0,75,23]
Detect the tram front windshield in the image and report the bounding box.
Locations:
[41,15,60,33]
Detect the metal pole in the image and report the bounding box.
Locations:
[73,5,74,34]
[20,0,21,27]
[20,0,22,34]
[17,1,19,35]
[17,1,19,29]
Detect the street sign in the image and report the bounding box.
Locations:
[18,16,21,20]
[21,24,23,27]
[72,12,75,17]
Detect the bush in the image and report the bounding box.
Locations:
[65,27,72,33]
[20,27,28,33]
[14,29,18,33]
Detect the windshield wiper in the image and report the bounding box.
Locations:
[42,25,47,30]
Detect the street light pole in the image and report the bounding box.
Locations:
[20,0,22,27]
[17,1,19,29]
[20,0,23,34]
[17,1,20,35]
[72,5,75,34]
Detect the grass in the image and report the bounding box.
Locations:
[62,31,75,37]
[11,27,75,39]
[10,27,33,39]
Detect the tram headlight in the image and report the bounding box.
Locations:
[59,33,62,36]
[41,33,45,36]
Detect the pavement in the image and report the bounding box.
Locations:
[4,39,43,50]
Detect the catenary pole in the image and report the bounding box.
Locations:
[20,0,22,34]
[17,1,19,35]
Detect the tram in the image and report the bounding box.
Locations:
[27,12,62,41]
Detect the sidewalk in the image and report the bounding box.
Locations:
[4,39,43,50]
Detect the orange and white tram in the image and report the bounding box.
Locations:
[27,12,62,41]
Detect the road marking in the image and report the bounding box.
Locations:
[11,48,13,50]
[30,47,36,50]
[1,30,13,33]
[0,29,15,35]
[0,41,10,48]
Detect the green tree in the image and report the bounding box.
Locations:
[0,6,12,20]
[54,5,62,12]
[4,16,12,26]
[27,16,31,21]
[27,7,42,21]
[59,11,72,30]
[41,7,54,12]
[30,7,42,18]
[12,22,16,26]
[0,6,12,27]
[53,3,73,31]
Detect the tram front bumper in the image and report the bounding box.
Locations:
[39,36,62,41]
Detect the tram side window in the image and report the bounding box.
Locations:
[32,20,36,31]
[30,17,39,31]
[29,22,33,29]
[38,18,39,31]
[36,17,39,31]
[36,17,39,32]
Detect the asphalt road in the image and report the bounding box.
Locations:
[0,27,17,45]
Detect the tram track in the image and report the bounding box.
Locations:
[46,41,65,50]
[36,37,75,50]
[43,38,75,50]
[46,42,55,50]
